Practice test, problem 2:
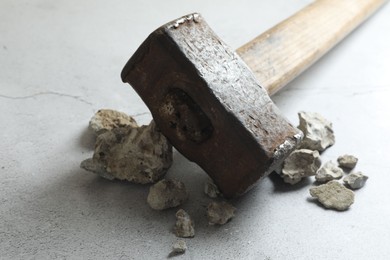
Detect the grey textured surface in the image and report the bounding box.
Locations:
[1,0,390,259]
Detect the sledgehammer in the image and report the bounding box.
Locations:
[121,0,386,198]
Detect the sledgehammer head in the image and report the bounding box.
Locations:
[121,13,303,198]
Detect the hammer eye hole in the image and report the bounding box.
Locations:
[160,88,213,143]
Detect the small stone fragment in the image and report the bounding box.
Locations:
[80,158,114,180]
[310,180,354,211]
[337,154,358,169]
[147,179,188,210]
[171,240,187,254]
[315,161,344,183]
[174,209,195,238]
[297,111,335,151]
[207,201,236,225]
[80,120,172,184]
[343,172,368,189]
[89,109,138,135]
[281,149,322,184]
[204,178,221,198]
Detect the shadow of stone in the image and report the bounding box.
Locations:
[305,197,351,212]
[78,126,96,150]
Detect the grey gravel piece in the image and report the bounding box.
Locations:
[310,180,354,211]
[171,240,187,254]
[281,149,322,184]
[204,178,221,198]
[315,161,344,183]
[337,154,358,169]
[80,120,172,184]
[147,179,188,210]
[297,111,335,151]
[207,201,236,225]
[344,172,368,189]
[174,209,195,238]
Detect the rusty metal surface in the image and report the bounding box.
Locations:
[121,13,302,197]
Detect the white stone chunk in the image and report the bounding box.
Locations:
[297,111,335,151]
[281,149,322,184]
[171,240,187,254]
[174,209,195,238]
[147,179,188,210]
[80,120,172,184]
[89,109,138,135]
[315,161,344,183]
[207,201,236,225]
[337,154,358,169]
[344,172,368,189]
[310,180,354,211]
[204,178,221,198]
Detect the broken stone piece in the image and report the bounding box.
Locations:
[315,161,344,183]
[310,180,354,211]
[89,109,138,135]
[171,240,187,254]
[343,172,368,189]
[281,149,322,184]
[204,178,221,198]
[297,111,335,152]
[174,209,195,238]
[207,201,236,225]
[80,158,115,180]
[80,120,172,184]
[147,179,188,210]
[337,154,358,169]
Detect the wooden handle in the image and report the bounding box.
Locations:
[236,0,387,95]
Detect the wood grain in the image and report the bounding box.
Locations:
[237,0,387,95]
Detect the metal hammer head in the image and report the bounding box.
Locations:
[121,13,303,198]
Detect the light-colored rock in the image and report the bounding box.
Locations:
[344,172,368,189]
[89,109,138,135]
[337,154,358,169]
[315,161,344,183]
[147,179,188,210]
[310,180,354,211]
[297,111,335,152]
[80,158,114,180]
[80,120,172,184]
[171,240,187,254]
[207,201,236,225]
[281,149,322,184]
[204,178,221,198]
[174,209,195,238]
